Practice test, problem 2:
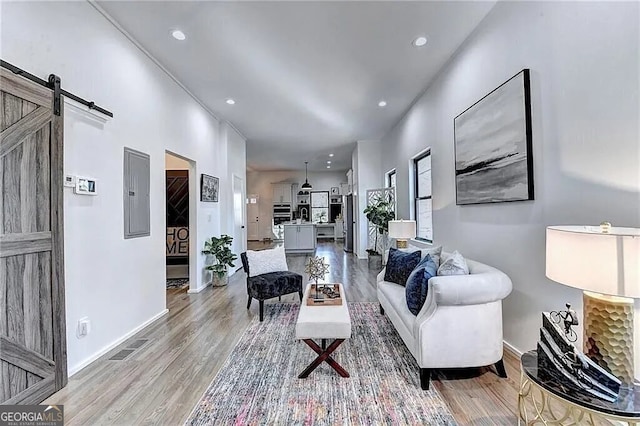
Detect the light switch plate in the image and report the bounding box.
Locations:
[77,317,90,338]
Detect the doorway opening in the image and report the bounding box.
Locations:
[232,174,247,270]
[165,152,195,295]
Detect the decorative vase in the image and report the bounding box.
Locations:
[213,273,228,287]
[368,254,383,270]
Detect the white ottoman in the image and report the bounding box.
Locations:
[295,283,351,378]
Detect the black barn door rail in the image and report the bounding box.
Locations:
[1,59,113,118]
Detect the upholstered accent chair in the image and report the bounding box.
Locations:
[240,252,303,321]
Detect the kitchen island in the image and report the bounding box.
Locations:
[283,222,316,254]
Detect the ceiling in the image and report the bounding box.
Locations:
[97,1,495,172]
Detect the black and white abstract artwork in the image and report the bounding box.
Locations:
[454,69,533,205]
[201,174,219,202]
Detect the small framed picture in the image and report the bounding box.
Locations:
[330,187,339,195]
[201,174,219,202]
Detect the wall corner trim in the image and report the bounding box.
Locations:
[187,283,211,294]
[68,308,169,377]
[503,339,524,357]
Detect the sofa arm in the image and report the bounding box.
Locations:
[429,270,512,306]
[376,268,386,288]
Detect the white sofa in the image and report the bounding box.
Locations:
[376,249,513,390]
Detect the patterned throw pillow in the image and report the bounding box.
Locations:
[383,248,421,286]
[405,254,438,315]
[437,250,469,276]
[384,245,442,268]
[245,246,289,277]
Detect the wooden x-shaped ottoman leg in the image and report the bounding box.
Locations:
[298,339,349,378]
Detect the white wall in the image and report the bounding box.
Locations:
[165,153,190,170]
[224,123,248,263]
[246,170,346,239]
[380,1,640,354]
[1,2,245,374]
[353,140,383,259]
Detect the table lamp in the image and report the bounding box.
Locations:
[546,225,640,385]
[388,220,416,249]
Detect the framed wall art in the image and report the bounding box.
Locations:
[201,174,219,202]
[454,69,534,205]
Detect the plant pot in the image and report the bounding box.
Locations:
[368,253,383,270]
[212,273,228,287]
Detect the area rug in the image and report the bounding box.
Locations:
[186,303,457,425]
[167,278,189,289]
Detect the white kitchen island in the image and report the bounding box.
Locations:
[283,223,316,254]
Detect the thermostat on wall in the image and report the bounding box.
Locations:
[75,176,98,195]
[64,174,76,188]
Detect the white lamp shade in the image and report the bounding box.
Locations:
[546,226,640,298]
[388,220,416,240]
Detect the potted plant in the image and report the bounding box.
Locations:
[363,195,395,269]
[202,234,237,287]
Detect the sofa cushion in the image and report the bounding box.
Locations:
[384,248,421,286]
[245,246,288,277]
[405,254,438,315]
[437,250,469,276]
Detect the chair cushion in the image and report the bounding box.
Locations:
[405,254,438,315]
[437,250,469,276]
[245,246,288,277]
[247,271,302,300]
[384,248,421,286]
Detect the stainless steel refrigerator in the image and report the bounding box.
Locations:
[344,194,354,253]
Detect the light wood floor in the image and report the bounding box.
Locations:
[45,241,520,425]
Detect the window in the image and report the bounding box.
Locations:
[310,191,329,223]
[387,169,396,188]
[413,150,433,242]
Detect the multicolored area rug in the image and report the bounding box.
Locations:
[166,278,189,289]
[186,303,457,425]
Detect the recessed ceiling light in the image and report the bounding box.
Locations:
[327,161,331,164]
[326,165,331,169]
[226,99,235,105]
[329,153,334,157]
[171,30,186,41]
[378,100,387,107]
[413,36,428,47]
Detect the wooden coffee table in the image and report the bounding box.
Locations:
[295,283,351,378]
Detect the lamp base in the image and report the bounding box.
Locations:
[583,291,635,386]
[396,239,408,249]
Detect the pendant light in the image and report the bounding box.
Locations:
[301,161,312,190]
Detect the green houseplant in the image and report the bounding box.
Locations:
[363,195,395,269]
[202,234,237,287]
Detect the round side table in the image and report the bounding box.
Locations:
[518,350,640,425]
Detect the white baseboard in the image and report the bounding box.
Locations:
[68,309,169,377]
[187,282,210,293]
[503,339,524,357]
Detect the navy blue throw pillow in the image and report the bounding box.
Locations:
[406,254,438,315]
[384,248,421,286]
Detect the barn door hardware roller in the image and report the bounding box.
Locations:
[1,59,113,118]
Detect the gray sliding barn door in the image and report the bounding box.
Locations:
[0,68,67,404]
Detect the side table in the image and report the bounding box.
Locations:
[518,350,640,425]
